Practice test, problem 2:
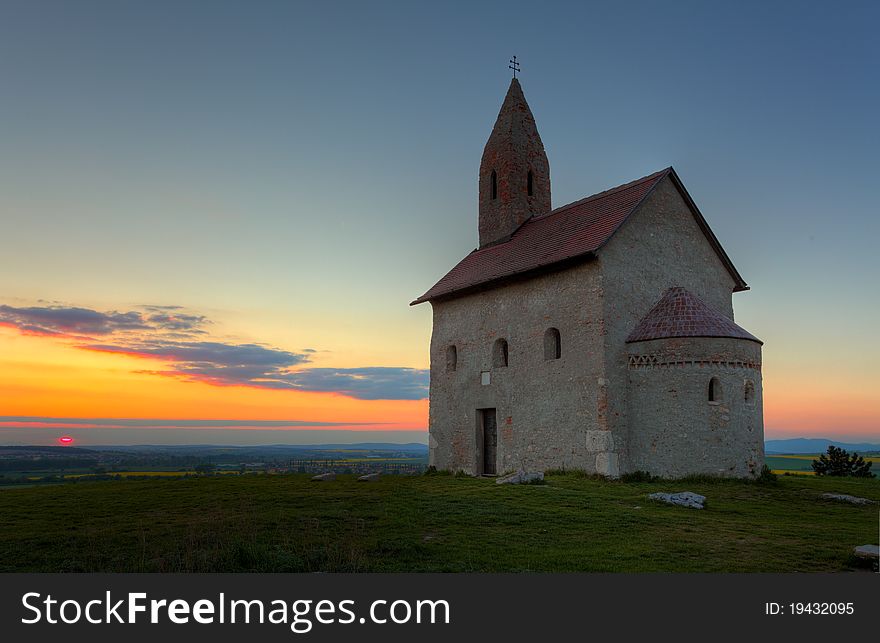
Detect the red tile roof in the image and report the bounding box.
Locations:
[411,167,747,305]
[412,169,667,304]
[626,287,761,344]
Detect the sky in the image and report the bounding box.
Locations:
[0,0,877,445]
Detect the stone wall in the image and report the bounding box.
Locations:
[625,337,764,477]
[428,261,608,475]
[595,175,751,473]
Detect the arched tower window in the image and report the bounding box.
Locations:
[543,328,561,360]
[527,170,533,196]
[446,345,457,373]
[744,380,755,405]
[490,170,497,200]
[708,377,723,403]
[493,338,508,368]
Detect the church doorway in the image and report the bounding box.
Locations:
[478,409,498,475]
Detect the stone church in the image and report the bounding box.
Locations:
[412,78,764,479]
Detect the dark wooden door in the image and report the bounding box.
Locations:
[482,409,497,475]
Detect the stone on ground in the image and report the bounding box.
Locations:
[820,493,876,506]
[496,470,544,485]
[852,545,878,560]
[648,491,706,509]
[357,472,381,482]
[311,472,336,482]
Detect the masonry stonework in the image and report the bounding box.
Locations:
[597,176,741,473]
[478,78,551,248]
[625,337,763,477]
[415,79,764,479]
[428,262,607,473]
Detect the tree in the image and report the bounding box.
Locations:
[811,446,875,478]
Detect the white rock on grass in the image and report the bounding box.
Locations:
[311,472,336,482]
[648,491,706,509]
[853,545,879,560]
[820,493,876,506]
[496,470,544,485]
[357,473,381,482]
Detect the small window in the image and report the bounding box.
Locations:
[744,380,755,405]
[527,170,533,196]
[493,338,508,368]
[491,170,497,200]
[708,377,723,403]
[480,371,491,386]
[544,328,561,360]
[446,345,457,373]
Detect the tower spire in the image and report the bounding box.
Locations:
[478,77,551,248]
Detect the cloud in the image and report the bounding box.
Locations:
[0,303,207,336]
[1,301,429,400]
[83,340,313,388]
[84,341,302,367]
[285,367,429,400]
[82,342,427,399]
[0,304,149,336]
[146,312,209,332]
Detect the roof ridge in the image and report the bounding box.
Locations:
[467,168,671,258]
[411,167,747,306]
[533,167,671,221]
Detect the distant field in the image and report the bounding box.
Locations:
[1,467,193,480]
[0,473,876,573]
[0,458,427,483]
[334,458,425,463]
[61,471,241,479]
[766,454,880,476]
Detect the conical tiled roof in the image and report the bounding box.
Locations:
[478,78,552,248]
[626,287,761,344]
[485,78,542,146]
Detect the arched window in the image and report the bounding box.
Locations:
[744,380,755,405]
[446,345,457,373]
[491,170,497,200]
[493,338,508,368]
[527,170,533,196]
[544,328,561,360]
[708,377,723,403]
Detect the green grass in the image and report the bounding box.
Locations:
[0,473,876,572]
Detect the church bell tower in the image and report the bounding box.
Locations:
[478,77,551,248]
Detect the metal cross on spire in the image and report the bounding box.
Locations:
[509,55,520,78]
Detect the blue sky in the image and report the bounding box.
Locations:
[0,0,877,443]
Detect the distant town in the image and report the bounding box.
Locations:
[0,443,429,486]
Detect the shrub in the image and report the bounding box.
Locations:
[812,446,875,478]
[756,465,778,484]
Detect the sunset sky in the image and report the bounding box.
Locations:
[1,1,877,445]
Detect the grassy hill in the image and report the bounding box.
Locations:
[0,472,876,572]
